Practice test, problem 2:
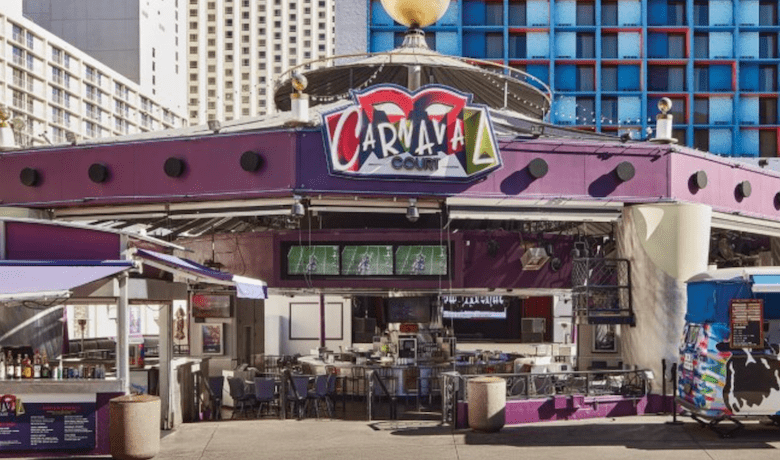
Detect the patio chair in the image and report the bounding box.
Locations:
[227,376,256,419]
[208,376,225,420]
[254,377,278,418]
[325,372,337,417]
[307,374,330,418]
[286,375,309,419]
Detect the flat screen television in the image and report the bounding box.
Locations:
[387,297,431,323]
[341,245,393,276]
[287,245,340,275]
[394,245,448,276]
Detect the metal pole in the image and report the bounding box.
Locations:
[666,362,683,425]
[661,359,667,410]
[408,65,421,91]
[319,292,326,349]
[117,273,129,394]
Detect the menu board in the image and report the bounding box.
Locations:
[730,299,764,349]
[0,398,96,451]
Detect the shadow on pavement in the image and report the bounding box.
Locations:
[385,418,780,451]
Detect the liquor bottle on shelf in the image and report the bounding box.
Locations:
[14,354,21,379]
[7,351,15,380]
[33,349,41,379]
[0,350,5,380]
[22,354,32,379]
[41,350,50,379]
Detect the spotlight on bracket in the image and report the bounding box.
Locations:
[20,167,39,187]
[737,180,752,198]
[406,198,420,223]
[207,119,222,134]
[691,170,708,190]
[88,163,109,183]
[291,195,306,217]
[240,151,264,172]
[527,158,549,179]
[164,157,186,178]
[614,161,635,182]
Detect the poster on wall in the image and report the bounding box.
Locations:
[0,396,96,451]
[192,294,232,318]
[593,324,617,353]
[173,304,189,354]
[201,324,223,355]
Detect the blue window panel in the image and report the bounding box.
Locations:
[463,1,485,26]
[371,0,394,26]
[710,129,733,155]
[648,33,668,59]
[437,32,459,55]
[527,32,550,58]
[463,32,486,58]
[739,0,759,26]
[648,0,667,26]
[439,1,459,26]
[556,0,576,26]
[556,65,577,90]
[556,32,576,58]
[710,65,732,91]
[619,0,642,26]
[740,64,759,91]
[370,32,394,53]
[528,0,551,26]
[710,96,733,124]
[617,65,641,90]
[526,65,550,87]
[618,97,641,124]
[709,32,733,59]
[710,1,733,26]
[555,96,577,124]
[740,97,760,125]
[740,130,760,156]
[618,32,641,58]
[740,33,759,59]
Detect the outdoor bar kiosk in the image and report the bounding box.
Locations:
[677,268,780,435]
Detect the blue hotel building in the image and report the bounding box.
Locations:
[366,0,780,157]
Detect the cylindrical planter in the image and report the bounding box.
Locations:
[467,376,506,432]
[110,394,161,460]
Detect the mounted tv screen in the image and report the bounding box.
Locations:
[287,245,339,275]
[440,295,507,319]
[387,297,431,323]
[341,245,393,276]
[395,245,448,276]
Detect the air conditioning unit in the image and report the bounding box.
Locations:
[521,247,550,270]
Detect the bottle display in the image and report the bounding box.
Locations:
[22,354,32,379]
[0,350,5,380]
[33,349,41,379]
[14,354,21,379]
[7,351,15,380]
[41,350,50,379]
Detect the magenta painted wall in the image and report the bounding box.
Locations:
[4,222,120,260]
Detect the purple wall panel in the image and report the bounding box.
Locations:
[5,222,120,260]
[0,132,296,206]
[670,152,780,220]
[456,394,669,429]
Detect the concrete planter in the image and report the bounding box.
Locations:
[109,394,161,460]
[467,377,506,432]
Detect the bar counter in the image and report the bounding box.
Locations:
[0,378,124,394]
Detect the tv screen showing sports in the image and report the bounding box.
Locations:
[341,245,393,276]
[387,297,431,323]
[395,245,448,276]
[440,295,507,319]
[287,245,339,275]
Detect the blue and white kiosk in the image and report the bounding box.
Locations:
[677,268,780,436]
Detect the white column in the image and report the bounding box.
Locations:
[159,302,173,429]
[617,202,711,392]
[117,273,130,394]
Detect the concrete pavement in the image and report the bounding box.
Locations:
[152,415,780,460]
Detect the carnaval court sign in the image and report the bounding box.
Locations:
[322,84,502,182]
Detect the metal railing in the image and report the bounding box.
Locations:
[442,368,652,425]
[367,369,398,421]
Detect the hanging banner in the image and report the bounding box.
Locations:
[440,295,507,319]
[322,84,502,182]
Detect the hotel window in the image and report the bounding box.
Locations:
[576,97,595,124]
[602,66,617,91]
[760,1,778,26]
[694,129,709,151]
[694,33,708,59]
[760,131,778,157]
[601,97,618,124]
[576,1,595,26]
[12,24,22,42]
[760,33,778,59]
[486,33,504,59]
[694,66,708,91]
[601,0,617,25]
[760,65,778,92]
[509,1,526,26]
[693,0,708,26]
[694,98,708,124]
[509,34,526,59]
[760,98,778,124]
[667,0,686,26]
[649,33,686,58]
[577,65,595,91]
[648,66,685,91]
[668,34,686,58]
[576,33,595,58]
[602,33,617,58]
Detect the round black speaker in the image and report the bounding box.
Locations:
[88,163,109,183]
[240,151,264,172]
[527,158,549,179]
[737,180,752,198]
[615,161,635,182]
[164,157,186,177]
[20,167,39,187]
[692,170,707,189]
[549,257,562,272]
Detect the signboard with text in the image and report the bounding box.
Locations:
[0,396,96,451]
[440,295,507,319]
[322,84,502,182]
[730,299,764,349]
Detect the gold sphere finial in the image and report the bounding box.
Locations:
[380,0,451,28]
[0,106,9,128]
[291,72,308,93]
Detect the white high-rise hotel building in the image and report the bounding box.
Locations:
[0,0,187,147]
[185,0,336,122]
